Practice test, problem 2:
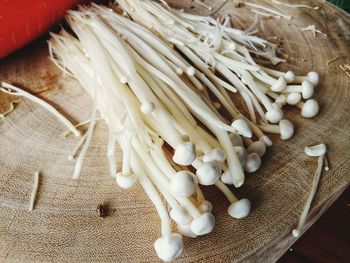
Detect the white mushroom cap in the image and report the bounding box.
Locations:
[177,224,198,238]
[119,76,128,84]
[228,43,236,50]
[304,143,327,157]
[234,146,248,166]
[198,200,213,213]
[292,229,301,238]
[301,80,314,99]
[301,99,319,118]
[275,94,287,107]
[287,92,302,105]
[279,119,294,140]
[231,119,252,138]
[247,141,266,157]
[170,171,198,198]
[154,233,183,262]
[170,206,192,225]
[190,212,215,235]
[244,153,262,173]
[141,102,155,115]
[221,170,233,185]
[196,162,221,186]
[175,67,184,75]
[202,148,226,163]
[271,76,287,92]
[229,132,243,147]
[284,71,295,83]
[307,71,320,86]
[116,173,137,189]
[265,103,284,123]
[173,142,196,166]
[261,135,273,147]
[186,66,196,76]
[228,198,251,219]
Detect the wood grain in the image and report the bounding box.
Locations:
[0,1,349,262]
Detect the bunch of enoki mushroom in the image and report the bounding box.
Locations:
[46,0,321,261]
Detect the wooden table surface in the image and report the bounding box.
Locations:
[0,1,349,262]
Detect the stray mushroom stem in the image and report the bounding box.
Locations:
[324,154,330,171]
[293,153,325,237]
[28,171,40,212]
[0,82,81,137]
[68,132,89,160]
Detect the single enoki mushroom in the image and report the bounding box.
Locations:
[258,119,294,140]
[292,143,327,237]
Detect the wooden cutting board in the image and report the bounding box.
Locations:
[0,1,349,262]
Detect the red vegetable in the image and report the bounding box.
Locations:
[0,0,91,59]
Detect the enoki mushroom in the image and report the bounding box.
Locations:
[293,144,327,237]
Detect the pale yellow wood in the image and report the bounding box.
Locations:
[0,1,349,262]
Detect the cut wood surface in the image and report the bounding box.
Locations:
[0,1,349,262]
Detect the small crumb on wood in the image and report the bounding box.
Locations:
[96,203,109,218]
[302,58,307,62]
[28,171,40,212]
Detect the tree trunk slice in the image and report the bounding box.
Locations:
[0,1,349,262]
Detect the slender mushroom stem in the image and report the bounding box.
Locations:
[293,154,325,237]
[68,131,89,160]
[62,118,102,137]
[324,154,330,171]
[0,82,80,137]
[0,101,17,118]
[107,128,117,177]
[131,151,171,236]
[258,124,280,133]
[28,171,40,212]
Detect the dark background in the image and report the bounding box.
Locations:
[328,0,350,12]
